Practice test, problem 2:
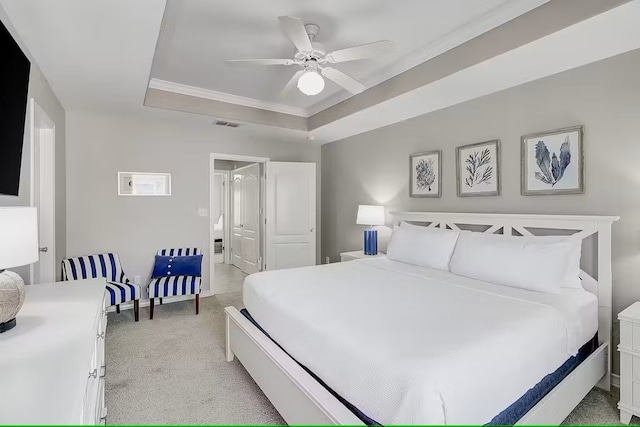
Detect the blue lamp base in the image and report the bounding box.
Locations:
[363,229,378,255]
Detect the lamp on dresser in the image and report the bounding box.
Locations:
[356,205,385,255]
[0,207,39,333]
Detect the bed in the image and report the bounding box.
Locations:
[225,212,619,425]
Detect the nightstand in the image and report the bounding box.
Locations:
[340,250,386,262]
[618,302,640,424]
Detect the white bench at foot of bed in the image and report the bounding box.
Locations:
[226,305,607,425]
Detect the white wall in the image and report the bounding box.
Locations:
[0,9,66,282]
[66,110,320,297]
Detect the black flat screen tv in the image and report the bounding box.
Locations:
[0,18,30,196]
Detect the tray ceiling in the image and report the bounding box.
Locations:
[150,0,547,116]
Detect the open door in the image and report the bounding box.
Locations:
[240,163,261,274]
[29,99,56,284]
[265,162,316,270]
[231,163,262,274]
[231,171,243,269]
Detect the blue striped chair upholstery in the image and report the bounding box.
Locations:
[148,248,202,319]
[61,253,140,321]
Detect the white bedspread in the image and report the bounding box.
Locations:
[243,257,598,424]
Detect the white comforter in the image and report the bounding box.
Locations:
[243,257,598,425]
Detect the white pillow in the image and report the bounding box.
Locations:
[387,224,459,271]
[449,232,582,294]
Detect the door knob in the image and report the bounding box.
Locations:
[39,247,48,252]
[310,228,314,232]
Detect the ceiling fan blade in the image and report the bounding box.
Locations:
[227,59,295,66]
[321,67,366,94]
[281,70,305,97]
[278,16,313,53]
[325,40,394,63]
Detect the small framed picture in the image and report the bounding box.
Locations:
[456,140,500,197]
[410,150,441,198]
[521,126,584,195]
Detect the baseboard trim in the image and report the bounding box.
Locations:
[106,290,214,313]
[612,373,620,389]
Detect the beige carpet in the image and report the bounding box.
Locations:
[106,294,636,425]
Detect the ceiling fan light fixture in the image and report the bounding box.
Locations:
[297,70,325,96]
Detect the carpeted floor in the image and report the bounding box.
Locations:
[106,293,636,425]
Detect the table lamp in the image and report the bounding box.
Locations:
[0,207,39,333]
[356,205,385,255]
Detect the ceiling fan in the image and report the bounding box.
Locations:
[227,16,394,97]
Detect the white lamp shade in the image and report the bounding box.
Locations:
[0,207,39,270]
[356,205,385,226]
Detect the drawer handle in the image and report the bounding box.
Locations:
[88,369,98,379]
[97,332,105,339]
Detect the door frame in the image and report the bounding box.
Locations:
[209,154,269,294]
[213,170,231,264]
[28,98,56,285]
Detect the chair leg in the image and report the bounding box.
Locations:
[134,300,139,322]
[195,294,200,315]
[149,298,154,320]
[159,297,163,305]
[116,304,120,314]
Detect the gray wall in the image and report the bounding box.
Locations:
[0,10,66,282]
[322,48,640,374]
[66,110,321,297]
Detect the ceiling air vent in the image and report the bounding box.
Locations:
[213,120,240,128]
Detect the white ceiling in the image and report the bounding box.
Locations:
[2,0,637,147]
[311,1,640,143]
[0,0,165,113]
[151,0,548,115]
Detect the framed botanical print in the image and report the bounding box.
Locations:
[521,125,584,195]
[456,140,500,197]
[410,150,441,198]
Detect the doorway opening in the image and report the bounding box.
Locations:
[210,154,318,295]
[28,99,56,285]
[210,154,268,294]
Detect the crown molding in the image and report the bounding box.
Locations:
[305,0,550,116]
[150,0,549,119]
[148,79,309,117]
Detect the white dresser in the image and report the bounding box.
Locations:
[0,279,108,424]
[618,302,640,424]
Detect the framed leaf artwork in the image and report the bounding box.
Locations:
[521,126,584,195]
[410,150,441,198]
[456,140,500,197]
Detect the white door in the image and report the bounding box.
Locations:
[231,171,243,269]
[29,99,56,284]
[266,162,316,270]
[240,164,261,274]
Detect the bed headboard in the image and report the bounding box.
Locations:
[390,211,619,388]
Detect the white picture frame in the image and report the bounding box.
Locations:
[456,140,500,197]
[409,150,441,198]
[521,126,584,195]
[117,172,171,196]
